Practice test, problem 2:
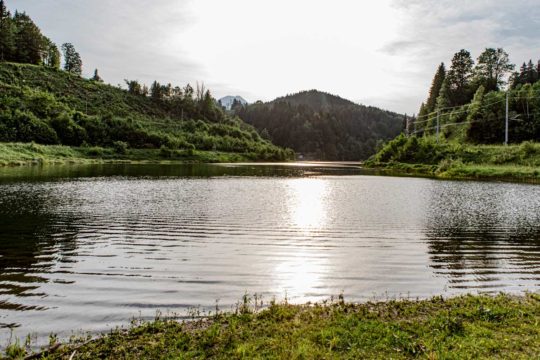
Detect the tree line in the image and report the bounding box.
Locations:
[0,0,85,75]
[412,48,540,144]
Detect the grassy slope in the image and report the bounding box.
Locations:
[5,294,539,359]
[366,135,540,182]
[0,62,293,163]
[0,142,251,166]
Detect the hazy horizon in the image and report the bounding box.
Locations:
[8,0,540,115]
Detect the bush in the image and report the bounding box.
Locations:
[113,140,128,155]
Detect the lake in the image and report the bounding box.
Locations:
[1,163,539,346]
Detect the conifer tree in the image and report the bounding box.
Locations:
[425,63,446,113]
[13,11,45,64]
[0,0,15,61]
[436,78,451,110]
[446,49,474,106]
[92,69,103,82]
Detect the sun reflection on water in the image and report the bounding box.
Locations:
[272,178,332,300]
[287,178,329,231]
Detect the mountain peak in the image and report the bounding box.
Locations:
[271,90,356,110]
[218,95,247,110]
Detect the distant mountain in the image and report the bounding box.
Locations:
[219,95,248,110]
[235,90,405,160]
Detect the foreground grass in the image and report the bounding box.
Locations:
[366,135,540,182]
[0,142,255,166]
[4,294,539,359]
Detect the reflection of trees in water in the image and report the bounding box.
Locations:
[0,186,78,313]
[424,183,540,289]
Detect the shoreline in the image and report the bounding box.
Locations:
[0,142,262,167]
[364,161,540,184]
[5,293,539,359]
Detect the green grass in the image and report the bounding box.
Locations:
[0,142,254,166]
[4,294,539,359]
[366,134,540,182]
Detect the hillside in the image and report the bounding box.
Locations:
[367,48,540,181]
[0,62,293,161]
[235,90,404,160]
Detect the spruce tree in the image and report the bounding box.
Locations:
[425,63,446,113]
[436,78,451,110]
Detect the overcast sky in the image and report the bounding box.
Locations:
[8,0,540,114]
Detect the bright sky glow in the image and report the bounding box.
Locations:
[8,0,540,114]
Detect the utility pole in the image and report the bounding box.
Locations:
[505,92,509,145]
[436,110,440,144]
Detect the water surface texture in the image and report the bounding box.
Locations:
[1,163,539,345]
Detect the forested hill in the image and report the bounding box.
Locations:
[272,90,355,110]
[235,90,404,160]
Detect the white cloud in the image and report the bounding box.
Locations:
[8,0,540,114]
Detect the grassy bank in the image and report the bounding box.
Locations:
[365,135,540,182]
[4,294,539,359]
[0,142,255,166]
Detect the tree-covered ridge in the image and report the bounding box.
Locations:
[412,48,540,144]
[235,90,404,160]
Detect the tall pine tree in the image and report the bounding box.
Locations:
[425,63,446,113]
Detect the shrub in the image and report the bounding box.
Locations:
[113,141,128,155]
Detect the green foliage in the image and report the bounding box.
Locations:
[368,135,540,181]
[446,49,475,106]
[61,42,82,75]
[412,48,540,145]
[425,63,446,113]
[0,63,293,161]
[112,140,128,154]
[474,48,514,92]
[236,90,403,160]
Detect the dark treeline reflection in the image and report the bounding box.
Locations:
[424,181,540,289]
[0,185,78,316]
[0,163,368,183]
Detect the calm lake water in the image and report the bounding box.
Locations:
[1,163,539,346]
